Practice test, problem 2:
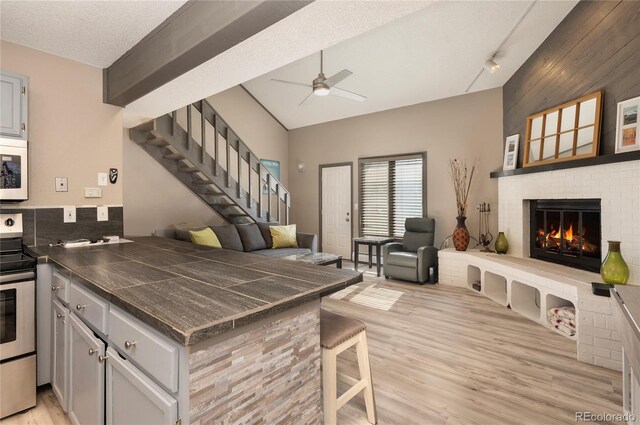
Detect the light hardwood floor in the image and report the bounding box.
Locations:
[329,266,622,425]
[1,266,622,425]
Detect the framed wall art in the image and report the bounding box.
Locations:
[615,95,640,154]
[502,134,519,171]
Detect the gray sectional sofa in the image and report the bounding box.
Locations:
[165,222,317,257]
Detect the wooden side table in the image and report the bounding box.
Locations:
[353,236,395,277]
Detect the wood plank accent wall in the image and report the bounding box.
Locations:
[503,1,640,167]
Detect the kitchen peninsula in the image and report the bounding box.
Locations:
[30,236,362,425]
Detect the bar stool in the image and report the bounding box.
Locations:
[320,309,377,425]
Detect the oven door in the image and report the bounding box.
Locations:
[0,139,28,201]
[0,271,35,360]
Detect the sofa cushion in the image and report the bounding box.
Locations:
[189,227,221,248]
[252,248,311,258]
[175,224,208,242]
[257,222,278,249]
[210,225,243,251]
[235,223,267,252]
[270,224,298,249]
[385,251,418,268]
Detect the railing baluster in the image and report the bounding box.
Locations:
[285,193,290,225]
[237,144,242,199]
[257,162,262,219]
[186,105,192,150]
[214,116,219,176]
[171,111,177,135]
[200,101,206,163]
[267,173,272,222]
[276,184,281,223]
[225,130,231,188]
[247,153,252,208]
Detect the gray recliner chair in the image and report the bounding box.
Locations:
[383,218,438,284]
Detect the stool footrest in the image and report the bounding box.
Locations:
[337,378,368,410]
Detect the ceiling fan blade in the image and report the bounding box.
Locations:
[271,79,312,89]
[324,69,353,87]
[330,86,366,102]
[299,91,315,106]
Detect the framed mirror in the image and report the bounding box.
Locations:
[523,91,603,168]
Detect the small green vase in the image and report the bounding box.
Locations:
[601,241,629,285]
[495,232,509,254]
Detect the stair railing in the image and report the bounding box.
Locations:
[173,99,290,224]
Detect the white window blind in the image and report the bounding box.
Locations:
[359,154,425,238]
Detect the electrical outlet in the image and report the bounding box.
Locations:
[84,188,102,198]
[63,207,76,223]
[55,177,68,192]
[97,206,108,222]
[98,173,108,186]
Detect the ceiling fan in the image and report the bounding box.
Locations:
[271,50,367,106]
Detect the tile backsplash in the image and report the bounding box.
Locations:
[0,206,123,246]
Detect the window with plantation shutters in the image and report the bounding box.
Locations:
[359,153,426,238]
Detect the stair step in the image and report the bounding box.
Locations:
[211,202,235,208]
[205,189,225,196]
[146,137,168,146]
[228,213,249,218]
[192,178,213,185]
[163,152,184,160]
[177,166,199,173]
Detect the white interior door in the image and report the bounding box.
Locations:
[322,165,351,259]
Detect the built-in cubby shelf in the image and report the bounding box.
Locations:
[484,271,508,306]
[511,281,541,322]
[467,265,481,292]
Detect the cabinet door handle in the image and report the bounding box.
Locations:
[76,304,86,311]
[88,348,97,356]
[98,354,109,363]
[124,340,136,350]
[56,313,64,319]
[52,286,60,291]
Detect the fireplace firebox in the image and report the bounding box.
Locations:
[530,199,601,272]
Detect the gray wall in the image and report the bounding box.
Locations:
[288,88,504,247]
[504,1,640,167]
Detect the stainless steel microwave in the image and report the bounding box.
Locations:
[0,138,28,202]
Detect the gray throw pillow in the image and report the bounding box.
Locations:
[235,224,267,252]
[257,222,279,249]
[210,225,243,251]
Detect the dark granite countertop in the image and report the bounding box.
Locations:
[28,237,362,346]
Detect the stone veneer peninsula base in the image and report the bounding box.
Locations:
[189,302,321,424]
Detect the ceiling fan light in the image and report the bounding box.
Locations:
[484,59,500,73]
[313,86,330,96]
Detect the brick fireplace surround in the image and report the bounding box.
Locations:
[439,159,640,372]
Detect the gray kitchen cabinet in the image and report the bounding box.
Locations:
[68,314,105,425]
[52,300,69,412]
[0,70,28,140]
[105,347,178,425]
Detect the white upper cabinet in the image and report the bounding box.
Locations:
[0,71,28,140]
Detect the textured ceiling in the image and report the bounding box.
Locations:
[0,0,187,68]
[243,1,578,129]
[124,1,434,124]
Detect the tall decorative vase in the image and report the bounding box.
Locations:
[495,232,509,254]
[452,216,470,251]
[601,241,629,285]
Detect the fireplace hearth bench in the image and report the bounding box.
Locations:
[439,249,622,372]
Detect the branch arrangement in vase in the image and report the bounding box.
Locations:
[448,158,477,217]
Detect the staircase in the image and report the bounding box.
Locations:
[129,99,290,225]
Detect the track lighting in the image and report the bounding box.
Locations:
[484,58,500,73]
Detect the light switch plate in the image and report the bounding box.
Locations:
[98,173,108,186]
[84,188,102,198]
[63,207,76,223]
[55,177,68,192]
[97,206,108,222]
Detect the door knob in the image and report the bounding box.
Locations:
[56,313,64,319]
[98,354,110,363]
[76,304,86,311]
[88,348,97,356]
[346,218,350,222]
[124,340,136,349]
[52,286,59,291]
